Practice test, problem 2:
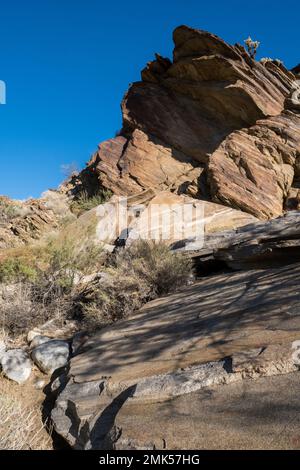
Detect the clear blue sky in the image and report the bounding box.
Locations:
[0,0,299,199]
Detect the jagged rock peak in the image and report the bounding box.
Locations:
[67,26,300,220]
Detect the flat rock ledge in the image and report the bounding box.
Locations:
[52,342,300,449]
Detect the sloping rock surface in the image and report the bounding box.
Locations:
[52,260,300,448]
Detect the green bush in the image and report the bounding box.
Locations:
[0,258,38,283]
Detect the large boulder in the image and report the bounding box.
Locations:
[31,340,70,375]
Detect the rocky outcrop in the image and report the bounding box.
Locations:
[208,112,300,218]
[89,190,258,247]
[69,25,300,221]
[0,191,72,249]
[52,260,300,448]
[175,210,300,270]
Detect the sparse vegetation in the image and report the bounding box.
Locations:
[0,197,25,222]
[79,240,193,329]
[0,378,52,450]
[260,57,284,67]
[70,189,112,216]
[244,36,260,59]
[0,258,38,283]
[0,215,104,338]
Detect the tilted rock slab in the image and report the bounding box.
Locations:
[52,261,300,448]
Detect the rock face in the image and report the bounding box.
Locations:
[89,190,257,247]
[69,25,300,221]
[175,211,300,270]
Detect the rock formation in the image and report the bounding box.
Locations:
[49,26,300,450]
[0,191,72,249]
[70,25,300,220]
[2,25,300,450]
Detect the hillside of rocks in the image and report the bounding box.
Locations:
[1,25,300,450]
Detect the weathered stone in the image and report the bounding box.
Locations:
[126,191,257,245]
[52,261,300,448]
[30,335,52,349]
[174,211,300,270]
[208,112,300,219]
[0,340,6,360]
[31,340,70,375]
[69,25,299,223]
[0,349,32,384]
[0,192,72,249]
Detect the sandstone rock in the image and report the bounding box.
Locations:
[126,191,257,245]
[88,373,300,450]
[31,340,70,375]
[79,190,257,247]
[69,26,298,223]
[174,211,300,270]
[0,349,32,384]
[208,111,300,219]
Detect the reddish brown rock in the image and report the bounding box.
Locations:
[208,111,300,219]
[71,26,299,220]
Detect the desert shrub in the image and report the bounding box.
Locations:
[79,240,193,328]
[0,258,38,283]
[0,199,18,221]
[70,189,112,216]
[0,283,51,338]
[0,227,104,337]
[244,36,260,59]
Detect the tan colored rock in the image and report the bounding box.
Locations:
[127,191,257,244]
[86,130,205,197]
[79,190,257,246]
[0,191,72,249]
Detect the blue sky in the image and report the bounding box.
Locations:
[0,0,299,199]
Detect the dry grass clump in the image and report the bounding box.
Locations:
[70,189,112,216]
[0,213,104,338]
[0,378,52,450]
[0,197,28,222]
[79,240,193,328]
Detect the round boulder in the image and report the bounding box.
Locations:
[31,340,70,375]
[0,349,32,384]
